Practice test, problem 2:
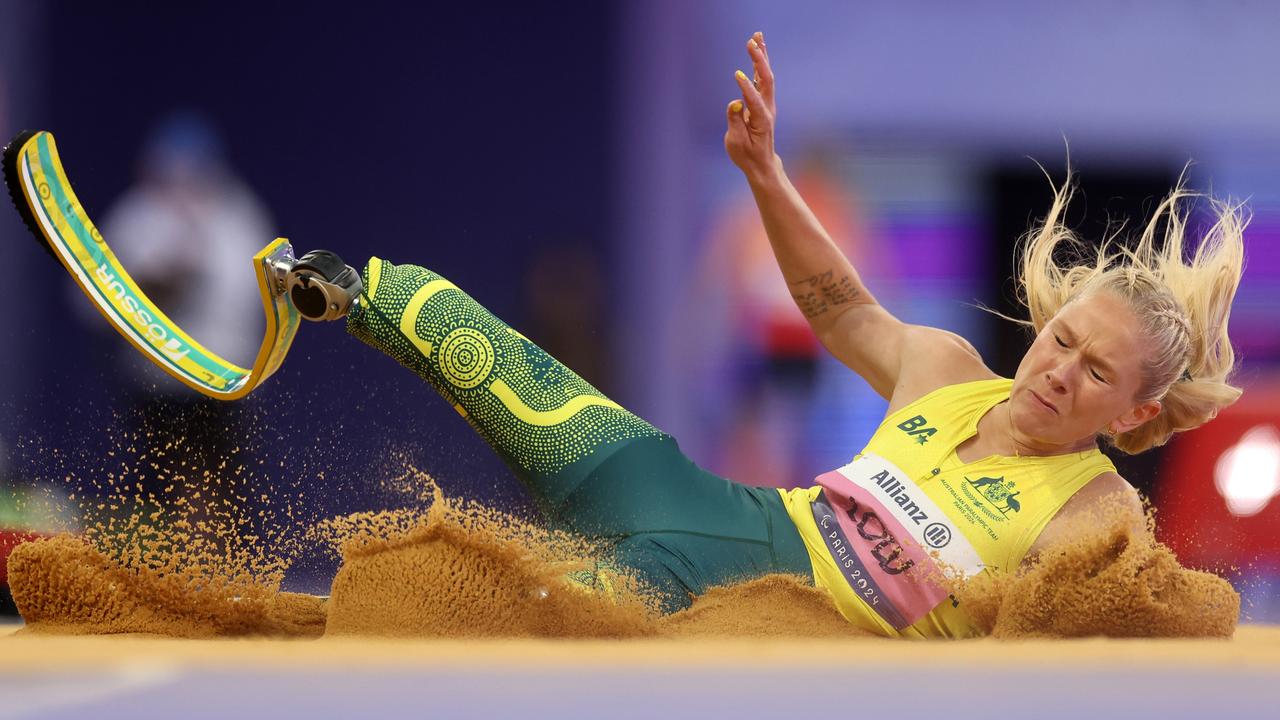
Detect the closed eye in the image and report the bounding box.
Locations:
[1056,334,1108,383]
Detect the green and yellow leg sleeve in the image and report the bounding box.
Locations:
[346,257,814,611]
[345,257,664,526]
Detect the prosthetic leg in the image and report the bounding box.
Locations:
[3,130,361,398]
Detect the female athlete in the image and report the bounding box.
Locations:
[345,32,1245,637]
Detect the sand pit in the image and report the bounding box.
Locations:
[2,466,1273,719]
[4,470,1244,641]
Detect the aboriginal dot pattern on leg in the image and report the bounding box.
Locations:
[347,258,661,474]
[438,327,496,389]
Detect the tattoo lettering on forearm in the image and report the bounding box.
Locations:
[789,270,861,319]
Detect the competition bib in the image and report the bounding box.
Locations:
[811,452,984,630]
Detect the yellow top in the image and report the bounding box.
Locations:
[778,377,1116,638]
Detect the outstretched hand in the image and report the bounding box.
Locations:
[724,31,779,182]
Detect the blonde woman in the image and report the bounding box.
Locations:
[344,33,1244,638]
[724,32,1244,635]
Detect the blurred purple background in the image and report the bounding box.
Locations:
[1,1,1278,618]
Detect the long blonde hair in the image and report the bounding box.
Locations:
[1007,166,1246,454]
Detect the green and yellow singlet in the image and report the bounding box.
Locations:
[779,378,1116,638]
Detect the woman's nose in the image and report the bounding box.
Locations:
[1046,363,1071,391]
[1044,356,1075,386]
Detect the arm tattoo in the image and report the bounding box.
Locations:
[789,269,861,319]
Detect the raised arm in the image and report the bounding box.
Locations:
[723,33,912,399]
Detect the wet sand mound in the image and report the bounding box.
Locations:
[659,574,871,638]
[324,504,656,639]
[8,534,325,637]
[959,523,1239,639]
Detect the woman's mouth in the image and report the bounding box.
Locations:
[1030,390,1058,414]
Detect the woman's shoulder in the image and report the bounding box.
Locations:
[1050,470,1145,532]
[1075,471,1143,514]
[884,326,1002,415]
[1025,471,1145,562]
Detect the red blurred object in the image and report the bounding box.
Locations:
[0,529,43,584]
[1156,379,1280,571]
[762,314,820,358]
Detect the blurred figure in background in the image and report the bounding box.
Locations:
[691,145,886,487]
[87,111,271,513]
[101,110,269,371]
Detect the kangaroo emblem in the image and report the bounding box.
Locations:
[967,476,1022,515]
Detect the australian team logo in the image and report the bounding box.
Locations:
[966,475,1021,515]
[896,415,937,445]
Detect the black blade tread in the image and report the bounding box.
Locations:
[3,130,60,263]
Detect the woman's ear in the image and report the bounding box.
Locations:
[1112,400,1163,434]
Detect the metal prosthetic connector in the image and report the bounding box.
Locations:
[271,249,363,322]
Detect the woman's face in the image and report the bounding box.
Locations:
[1011,292,1162,448]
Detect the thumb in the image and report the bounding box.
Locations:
[725,99,745,126]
